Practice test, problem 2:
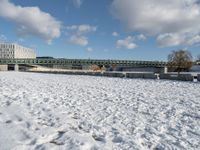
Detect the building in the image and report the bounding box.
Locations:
[0,43,36,59]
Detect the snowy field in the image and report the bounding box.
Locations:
[0,72,200,150]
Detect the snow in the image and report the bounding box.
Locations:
[0,72,200,150]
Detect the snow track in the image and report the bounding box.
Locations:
[0,72,200,150]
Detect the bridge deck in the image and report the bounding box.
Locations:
[0,58,167,67]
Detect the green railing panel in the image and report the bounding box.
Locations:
[0,58,167,67]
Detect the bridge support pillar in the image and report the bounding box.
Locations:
[0,65,8,71]
[164,66,168,73]
[14,64,19,71]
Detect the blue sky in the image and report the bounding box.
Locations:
[0,0,200,60]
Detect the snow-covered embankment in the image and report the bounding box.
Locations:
[0,72,200,149]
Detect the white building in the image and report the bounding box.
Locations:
[0,43,36,59]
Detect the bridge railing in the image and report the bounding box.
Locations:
[0,58,167,67]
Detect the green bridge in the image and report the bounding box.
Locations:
[0,58,169,73]
[0,58,167,67]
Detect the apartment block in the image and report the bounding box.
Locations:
[0,43,36,59]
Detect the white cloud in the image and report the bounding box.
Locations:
[157,33,200,47]
[111,0,200,47]
[157,33,184,47]
[66,24,96,46]
[78,25,97,34]
[87,47,93,52]
[112,32,119,37]
[116,36,137,49]
[66,25,77,30]
[0,0,61,44]
[187,35,200,45]
[69,35,88,46]
[72,0,83,8]
[0,34,7,42]
[67,24,97,35]
[137,34,146,40]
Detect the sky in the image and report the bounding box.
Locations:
[0,0,200,61]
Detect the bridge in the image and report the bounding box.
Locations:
[0,58,167,72]
[0,58,167,66]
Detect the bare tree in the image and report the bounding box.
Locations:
[167,50,193,73]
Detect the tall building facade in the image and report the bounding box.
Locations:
[0,43,36,59]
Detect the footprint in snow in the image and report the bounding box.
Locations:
[5,120,12,124]
[112,136,123,143]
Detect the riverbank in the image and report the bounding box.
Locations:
[0,72,200,149]
[27,68,200,82]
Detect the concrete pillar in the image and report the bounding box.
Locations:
[164,66,168,73]
[0,65,8,71]
[14,64,19,71]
